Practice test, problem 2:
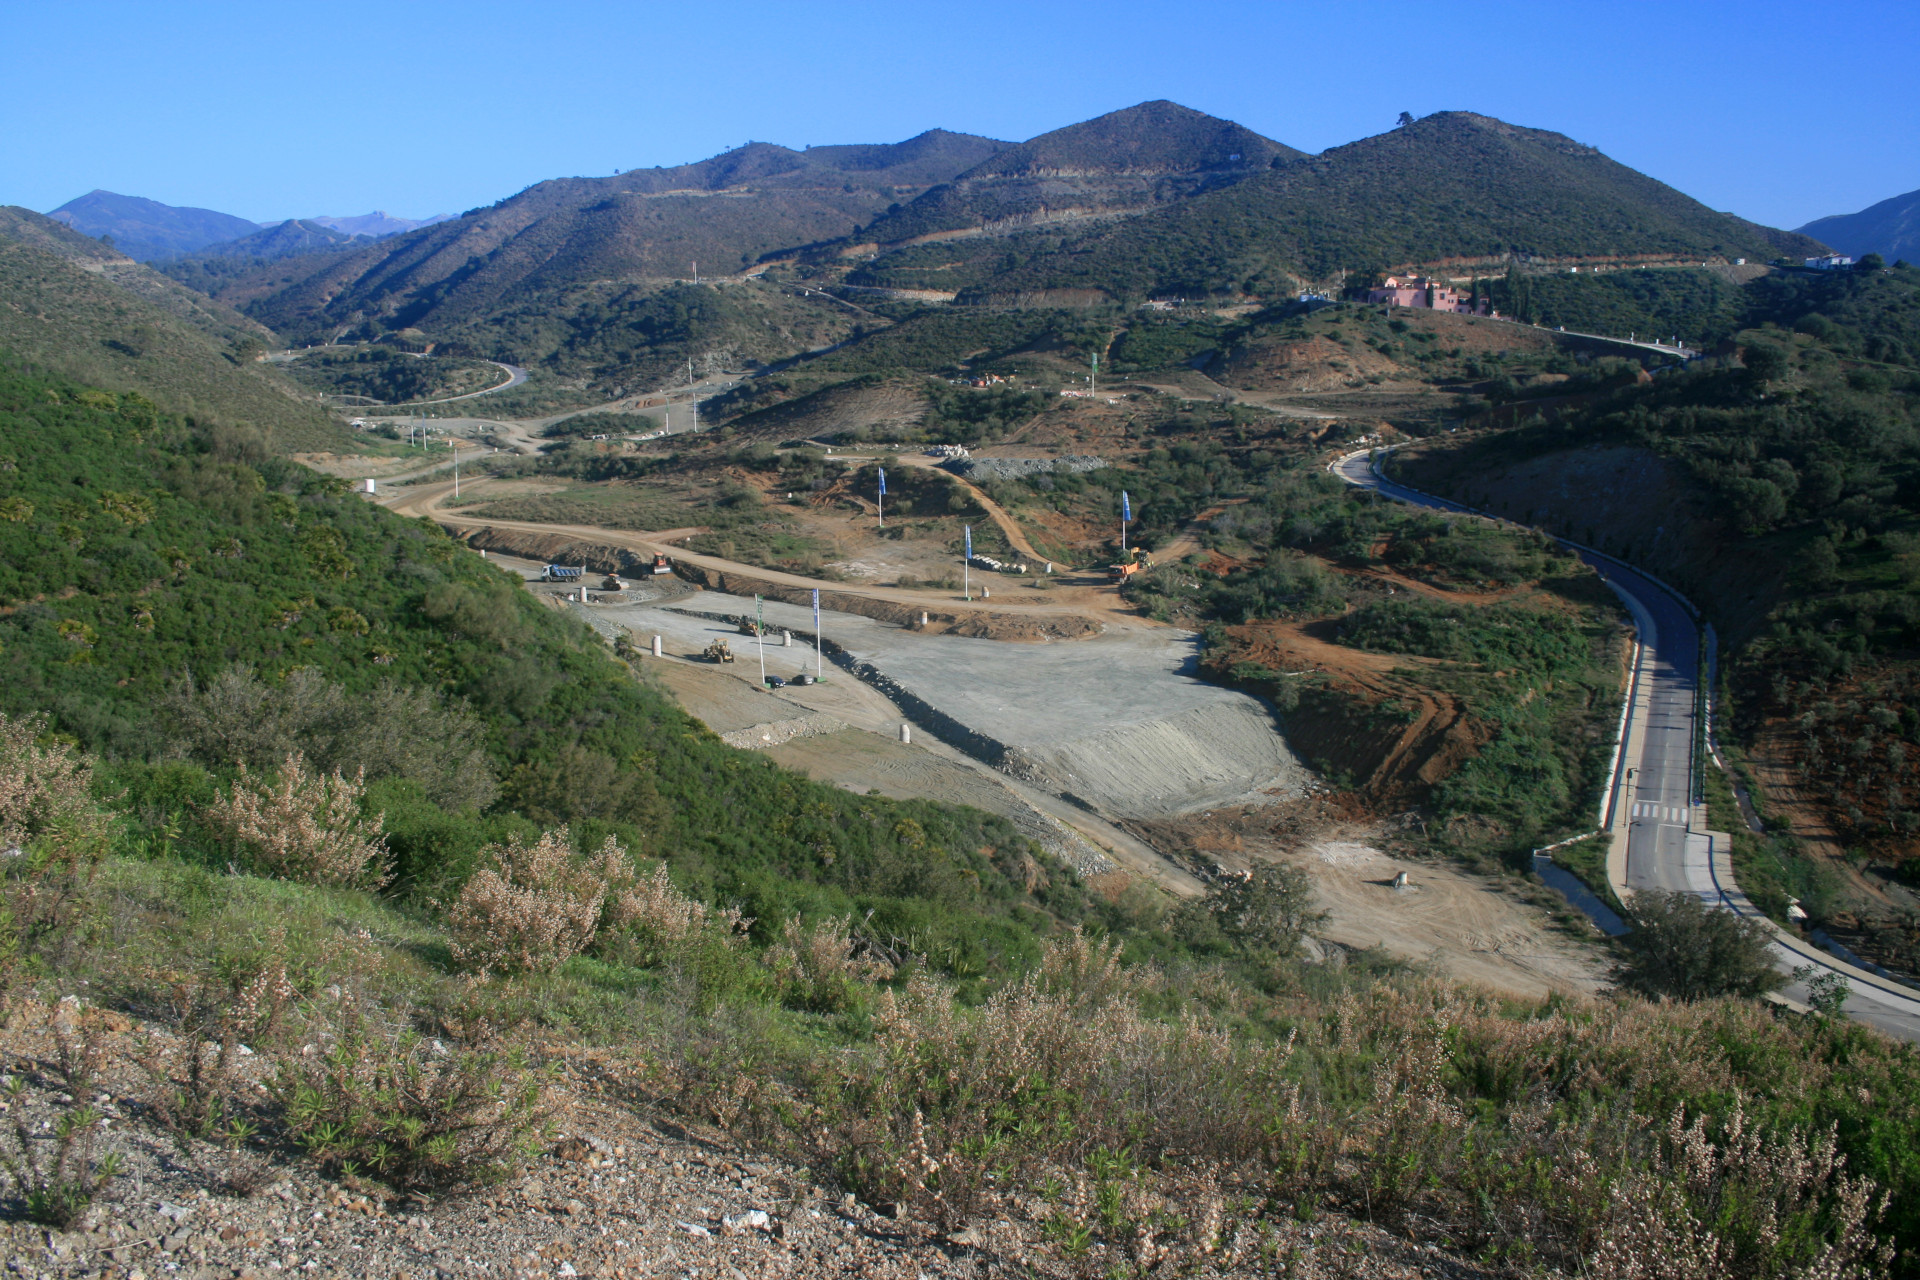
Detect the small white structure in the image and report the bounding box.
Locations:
[1805,254,1855,270]
[900,723,912,744]
[356,478,377,494]
[651,635,663,658]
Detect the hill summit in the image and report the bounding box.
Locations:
[46,189,263,261]
[959,99,1306,177]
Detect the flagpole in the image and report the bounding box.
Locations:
[963,525,971,601]
[813,588,823,681]
[755,595,767,686]
[877,466,886,529]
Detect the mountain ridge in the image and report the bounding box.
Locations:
[1799,186,1920,263]
[46,189,264,261]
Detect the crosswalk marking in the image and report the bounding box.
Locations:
[1631,803,1690,823]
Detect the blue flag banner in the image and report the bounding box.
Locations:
[965,525,972,557]
[877,467,887,496]
[1122,490,1132,522]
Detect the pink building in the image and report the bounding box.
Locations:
[1364,275,1491,315]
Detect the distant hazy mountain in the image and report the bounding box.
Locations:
[45,190,263,261]
[1798,188,1920,263]
[308,211,450,238]
[202,219,360,260]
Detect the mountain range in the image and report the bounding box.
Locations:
[137,103,1824,369]
[22,102,1846,402]
[44,190,447,261]
[1799,186,1920,264]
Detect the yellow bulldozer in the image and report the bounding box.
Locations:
[702,638,735,663]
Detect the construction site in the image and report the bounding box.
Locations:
[294,303,1688,1002]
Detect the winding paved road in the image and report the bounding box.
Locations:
[1333,447,1920,1040]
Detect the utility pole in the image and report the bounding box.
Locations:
[755,594,767,686]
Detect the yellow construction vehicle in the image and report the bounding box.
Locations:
[703,638,736,663]
[1108,550,1154,583]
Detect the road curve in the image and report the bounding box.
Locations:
[1333,447,1920,1040]
[391,361,528,408]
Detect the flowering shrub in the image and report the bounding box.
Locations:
[204,755,390,889]
[446,828,628,973]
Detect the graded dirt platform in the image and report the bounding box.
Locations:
[599,591,1313,823]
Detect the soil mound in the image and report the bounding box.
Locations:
[729,376,927,440]
[1217,334,1402,392]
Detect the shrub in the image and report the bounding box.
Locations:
[273,1001,549,1189]
[0,1078,123,1228]
[601,862,747,968]
[203,754,392,889]
[138,953,295,1148]
[0,713,114,1002]
[1177,862,1325,959]
[763,914,894,1013]
[0,711,107,856]
[446,827,630,973]
[1612,890,1783,1002]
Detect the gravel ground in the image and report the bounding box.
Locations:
[598,593,1313,821]
[0,1006,1488,1280]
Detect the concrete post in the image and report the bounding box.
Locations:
[651,635,663,657]
[782,630,791,647]
[920,612,929,626]
[900,723,912,744]
[982,587,990,599]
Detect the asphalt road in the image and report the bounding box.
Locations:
[1332,447,1920,1040]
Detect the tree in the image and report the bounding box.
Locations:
[1855,253,1885,272]
[1612,890,1782,1002]
[1741,338,1791,384]
[1184,862,1326,959]
[1397,111,1416,128]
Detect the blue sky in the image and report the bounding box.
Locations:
[2,0,1913,232]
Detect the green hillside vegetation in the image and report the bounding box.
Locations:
[6,369,1920,1274]
[1397,262,1920,953]
[150,107,1826,415]
[1059,444,1623,858]
[1486,264,1752,344]
[0,361,1092,970]
[930,113,1827,303]
[0,205,278,350]
[280,347,506,404]
[0,223,357,452]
